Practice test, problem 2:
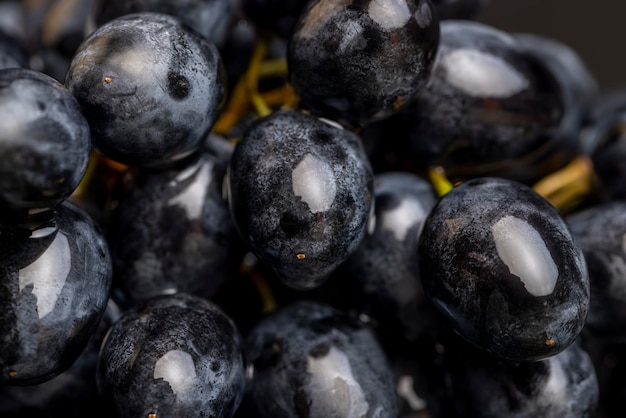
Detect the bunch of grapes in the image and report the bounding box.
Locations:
[1,0,624,417]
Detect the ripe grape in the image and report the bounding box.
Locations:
[418,177,590,362]
[227,110,374,290]
[97,293,246,417]
[288,0,440,127]
[245,300,398,417]
[65,12,225,168]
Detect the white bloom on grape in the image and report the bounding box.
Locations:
[153,349,198,398]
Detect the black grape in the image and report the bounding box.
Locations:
[441,337,599,417]
[288,0,440,127]
[245,300,398,417]
[227,110,374,290]
[65,12,225,168]
[89,0,237,49]
[567,201,626,341]
[0,201,112,385]
[418,177,590,362]
[106,134,244,304]
[0,68,91,217]
[338,171,438,342]
[97,293,246,417]
[405,20,574,185]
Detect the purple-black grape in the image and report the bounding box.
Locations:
[226,110,374,290]
[241,0,308,38]
[288,0,440,127]
[441,337,599,417]
[97,292,246,418]
[588,112,626,202]
[0,68,91,217]
[567,201,626,341]
[0,298,121,416]
[0,29,29,70]
[418,177,590,362]
[89,0,237,49]
[405,20,573,185]
[338,171,438,342]
[0,200,112,385]
[245,300,398,417]
[106,134,244,304]
[65,12,225,168]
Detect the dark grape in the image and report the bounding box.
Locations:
[89,0,237,49]
[106,135,244,304]
[241,0,308,38]
[441,337,599,417]
[567,201,626,341]
[97,293,246,418]
[0,201,112,385]
[0,29,29,70]
[245,300,398,417]
[418,177,590,362]
[405,20,573,185]
[0,68,91,216]
[288,0,440,127]
[65,12,225,168]
[227,110,374,290]
[338,171,438,342]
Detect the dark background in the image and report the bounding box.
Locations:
[476,1,622,92]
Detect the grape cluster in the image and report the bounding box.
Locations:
[0,0,623,417]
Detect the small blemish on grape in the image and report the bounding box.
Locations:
[545,339,555,346]
[8,370,16,377]
[104,76,112,84]
[167,71,190,101]
[297,253,306,260]
[148,413,157,418]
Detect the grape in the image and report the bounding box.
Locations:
[440,336,599,417]
[89,0,237,49]
[288,0,440,127]
[567,201,626,341]
[418,177,590,362]
[0,68,91,217]
[0,29,29,70]
[0,201,112,385]
[245,300,398,417]
[241,0,309,39]
[337,171,438,342]
[106,134,245,304]
[97,292,246,418]
[65,12,225,168]
[405,20,573,185]
[227,109,374,290]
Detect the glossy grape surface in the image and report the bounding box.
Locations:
[339,171,438,342]
[418,177,589,362]
[90,0,237,49]
[288,0,440,127]
[98,293,246,418]
[227,110,374,290]
[405,20,571,185]
[567,201,626,341]
[246,300,398,418]
[65,12,225,168]
[106,135,243,304]
[442,338,599,417]
[0,201,112,385]
[0,68,91,214]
